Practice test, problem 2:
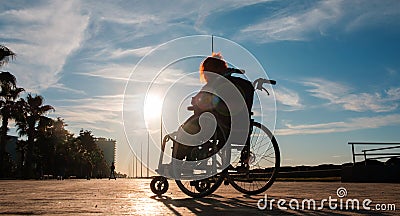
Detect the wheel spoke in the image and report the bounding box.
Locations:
[229,122,280,195]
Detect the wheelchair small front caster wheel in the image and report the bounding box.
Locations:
[194,180,211,192]
[150,176,169,196]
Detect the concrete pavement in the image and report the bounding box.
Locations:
[0,179,398,215]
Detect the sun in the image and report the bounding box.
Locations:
[144,93,163,120]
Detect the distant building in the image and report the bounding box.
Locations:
[95,138,116,166]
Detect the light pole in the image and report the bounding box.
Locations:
[132,153,135,178]
[147,132,149,177]
[135,152,138,178]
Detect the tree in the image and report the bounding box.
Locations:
[0,45,16,67]
[35,117,55,177]
[57,131,78,178]
[0,45,20,177]
[16,94,54,178]
[0,45,113,179]
[76,130,108,179]
[36,117,72,177]
[0,72,24,177]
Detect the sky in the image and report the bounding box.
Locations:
[1,0,400,176]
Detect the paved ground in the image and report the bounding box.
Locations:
[0,179,398,215]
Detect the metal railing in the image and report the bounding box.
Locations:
[348,142,400,164]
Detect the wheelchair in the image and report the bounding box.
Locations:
[150,77,280,198]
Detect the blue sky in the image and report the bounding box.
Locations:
[1,0,400,175]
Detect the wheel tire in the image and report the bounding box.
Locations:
[194,180,211,192]
[150,176,169,196]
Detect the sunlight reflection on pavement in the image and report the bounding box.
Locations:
[0,179,398,215]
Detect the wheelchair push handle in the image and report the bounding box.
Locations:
[253,78,276,95]
[226,68,276,86]
[187,76,277,110]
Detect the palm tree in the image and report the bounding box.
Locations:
[0,45,16,67]
[0,73,24,147]
[0,45,16,177]
[16,94,54,178]
[0,72,24,177]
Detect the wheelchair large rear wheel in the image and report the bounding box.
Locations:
[229,122,280,195]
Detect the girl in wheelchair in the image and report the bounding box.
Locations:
[172,53,254,162]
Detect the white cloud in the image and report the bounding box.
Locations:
[79,46,156,65]
[109,46,155,59]
[345,0,400,31]
[0,0,89,92]
[274,87,303,111]
[386,87,400,98]
[78,62,201,90]
[386,67,398,76]
[303,78,399,113]
[51,94,126,134]
[50,83,87,95]
[238,0,400,43]
[277,114,400,135]
[193,0,273,29]
[76,63,133,82]
[0,0,274,93]
[239,0,343,42]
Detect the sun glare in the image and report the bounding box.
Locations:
[144,93,163,120]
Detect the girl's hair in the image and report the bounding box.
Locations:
[199,52,228,83]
